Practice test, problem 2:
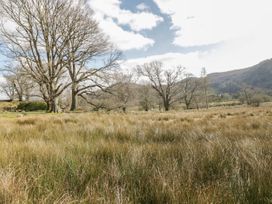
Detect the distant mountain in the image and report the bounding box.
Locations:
[208,59,272,94]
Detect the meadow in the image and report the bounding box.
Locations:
[0,106,271,203]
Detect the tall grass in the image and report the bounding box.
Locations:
[0,107,271,203]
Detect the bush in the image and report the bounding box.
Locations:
[17,101,47,112]
[0,103,17,112]
[250,96,262,107]
[3,106,17,112]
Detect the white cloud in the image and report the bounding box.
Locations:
[154,0,272,46]
[88,0,161,51]
[152,0,272,72]
[89,0,163,32]
[122,44,272,76]
[94,13,154,51]
[0,76,4,83]
[136,3,150,11]
[121,52,205,76]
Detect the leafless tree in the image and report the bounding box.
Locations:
[0,0,91,112]
[201,67,209,109]
[110,73,135,112]
[63,1,121,111]
[240,86,261,106]
[138,84,156,111]
[0,76,15,101]
[137,61,184,111]
[78,72,135,112]
[180,73,199,110]
[67,51,121,111]
[0,65,33,101]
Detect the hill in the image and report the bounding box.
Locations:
[208,59,272,94]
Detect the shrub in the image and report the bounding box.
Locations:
[2,106,17,112]
[17,101,47,112]
[0,102,18,112]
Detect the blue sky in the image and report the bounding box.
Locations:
[89,0,272,75]
[120,0,218,59]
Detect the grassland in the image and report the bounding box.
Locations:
[0,107,271,203]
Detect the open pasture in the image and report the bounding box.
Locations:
[0,107,271,203]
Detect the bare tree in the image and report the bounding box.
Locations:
[201,67,209,109]
[78,72,135,112]
[242,87,252,105]
[0,76,15,101]
[0,65,34,101]
[0,0,88,112]
[63,1,121,111]
[110,73,135,112]
[180,73,199,110]
[137,61,184,111]
[138,84,155,111]
[240,86,261,106]
[67,52,121,111]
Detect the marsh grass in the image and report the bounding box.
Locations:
[0,107,271,203]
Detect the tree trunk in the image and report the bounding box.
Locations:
[184,98,190,110]
[164,100,170,111]
[244,89,250,105]
[49,97,59,113]
[25,89,30,102]
[204,89,209,109]
[122,106,127,113]
[70,83,78,111]
[46,101,50,111]
[18,95,23,102]
[185,103,190,110]
[70,88,77,111]
[194,98,199,110]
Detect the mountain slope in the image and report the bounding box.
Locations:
[208,59,272,94]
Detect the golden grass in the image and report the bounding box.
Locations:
[0,107,271,203]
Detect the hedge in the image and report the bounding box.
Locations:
[17,101,47,112]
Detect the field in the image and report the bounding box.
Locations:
[0,107,271,203]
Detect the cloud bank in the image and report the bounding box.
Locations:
[149,0,272,73]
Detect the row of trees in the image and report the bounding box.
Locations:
[1,60,210,112]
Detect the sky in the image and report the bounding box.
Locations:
[88,0,272,76]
